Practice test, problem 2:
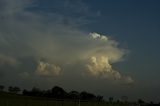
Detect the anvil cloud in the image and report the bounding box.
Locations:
[0,0,133,86]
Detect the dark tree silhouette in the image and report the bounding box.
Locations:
[8,86,21,94]
[21,85,104,101]
[51,86,67,99]
[121,96,128,103]
[138,99,145,104]
[14,87,21,93]
[22,89,29,95]
[109,97,114,103]
[96,95,103,101]
[116,100,120,104]
[68,91,80,99]
[44,89,52,97]
[0,85,4,91]
[80,91,96,100]
[150,101,153,105]
[8,86,13,93]
[30,87,43,96]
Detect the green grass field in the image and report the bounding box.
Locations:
[0,92,138,106]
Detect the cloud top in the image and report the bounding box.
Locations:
[90,32,108,41]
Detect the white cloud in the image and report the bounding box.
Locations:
[90,32,108,41]
[36,61,61,77]
[86,56,134,84]
[86,56,112,76]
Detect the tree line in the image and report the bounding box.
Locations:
[0,85,21,93]
[0,85,103,101]
[23,86,103,101]
[1,84,160,105]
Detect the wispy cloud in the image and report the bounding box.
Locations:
[0,54,19,66]
[0,0,34,16]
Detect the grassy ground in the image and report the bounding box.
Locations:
[0,92,138,106]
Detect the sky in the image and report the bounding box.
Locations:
[0,0,160,102]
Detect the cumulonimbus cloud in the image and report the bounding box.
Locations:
[84,33,133,84]
[29,31,133,84]
[0,0,134,85]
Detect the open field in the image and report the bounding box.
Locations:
[0,92,138,106]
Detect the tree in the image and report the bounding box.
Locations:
[150,101,153,105]
[109,97,114,103]
[121,96,128,103]
[8,86,14,93]
[116,100,120,104]
[68,91,80,99]
[80,91,96,100]
[8,86,21,94]
[138,99,145,104]
[30,87,42,96]
[0,85,4,91]
[44,89,52,97]
[14,87,21,93]
[22,89,29,95]
[96,95,103,101]
[51,86,67,99]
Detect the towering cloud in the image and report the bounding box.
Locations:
[36,61,61,77]
[0,0,134,86]
[83,33,133,84]
[86,56,133,84]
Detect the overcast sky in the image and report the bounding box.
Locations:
[0,0,160,102]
